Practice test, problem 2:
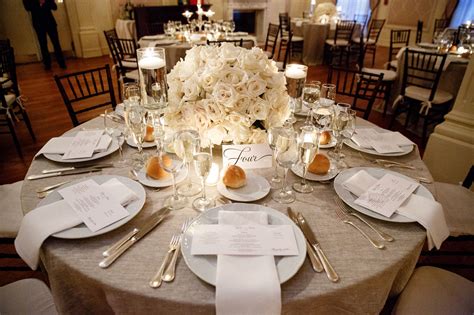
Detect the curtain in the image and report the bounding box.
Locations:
[336,0,370,20]
[450,0,474,27]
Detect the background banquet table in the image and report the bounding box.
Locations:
[20,116,431,314]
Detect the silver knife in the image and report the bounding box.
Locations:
[296,212,339,282]
[287,207,323,273]
[27,167,102,180]
[99,207,171,268]
[41,163,114,174]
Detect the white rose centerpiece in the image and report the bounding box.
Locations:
[165,43,290,145]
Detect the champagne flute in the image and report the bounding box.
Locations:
[104,108,127,167]
[267,126,284,189]
[337,109,356,168]
[176,129,202,197]
[272,130,299,204]
[161,132,188,210]
[331,103,352,165]
[293,125,318,193]
[127,105,146,170]
[192,142,215,212]
[302,81,321,125]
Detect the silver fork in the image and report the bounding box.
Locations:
[334,203,385,249]
[162,218,193,282]
[334,198,394,242]
[358,152,416,170]
[149,235,180,288]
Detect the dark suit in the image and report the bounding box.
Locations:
[23,0,65,69]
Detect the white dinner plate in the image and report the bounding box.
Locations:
[216,174,270,202]
[181,203,306,286]
[136,166,187,188]
[333,167,434,223]
[126,136,156,149]
[141,34,167,40]
[38,175,146,239]
[291,161,339,181]
[344,128,415,157]
[43,130,121,163]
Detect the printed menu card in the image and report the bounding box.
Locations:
[62,130,104,160]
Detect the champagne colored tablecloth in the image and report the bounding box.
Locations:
[20,117,431,314]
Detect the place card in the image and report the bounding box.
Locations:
[191,224,298,256]
[354,173,419,217]
[222,144,273,169]
[62,130,104,160]
[58,179,129,232]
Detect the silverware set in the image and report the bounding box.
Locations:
[150,218,192,288]
[36,180,72,198]
[28,163,113,180]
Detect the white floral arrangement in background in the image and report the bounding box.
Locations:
[164,43,290,145]
[312,3,338,23]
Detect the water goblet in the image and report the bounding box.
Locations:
[192,142,215,212]
[176,129,202,197]
[160,132,188,210]
[272,130,299,204]
[285,64,308,124]
[302,81,321,125]
[293,125,318,193]
[267,126,284,189]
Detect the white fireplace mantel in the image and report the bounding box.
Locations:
[226,0,269,42]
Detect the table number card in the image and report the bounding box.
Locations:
[58,179,130,232]
[62,130,104,160]
[354,173,419,217]
[222,144,273,169]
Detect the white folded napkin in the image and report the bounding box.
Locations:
[216,211,281,315]
[342,170,449,250]
[35,134,112,158]
[296,20,303,27]
[14,178,138,270]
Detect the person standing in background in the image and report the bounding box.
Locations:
[23,0,66,70]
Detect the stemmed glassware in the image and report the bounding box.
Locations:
[192,141,215,212]
[126,105,147,170]
[176,129,202,197]
[302,81,321,125]
[267,126,284,189]
[285,64,308,124]
[331,104,356,167]
[293,125,318,193]
[160,132,188,210]
[272,130,299,204]
[104,108,126,167]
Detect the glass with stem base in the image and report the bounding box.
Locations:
[160,132,188,210]
[126,105,147,170]
[272,130,299,204]
[302,81,321,125]
[332,108,356,168]
[104,109,127,167]
[285,64,308,124]
[192,141,215,212]
[293,125,319,193]
[175,129,202,197]
[267,126,284,189]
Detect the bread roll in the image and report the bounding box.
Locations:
[146,156,170,180]
[222,165,247,188]
[144,125,154,142]
[308,154,330,175]
[319,131,331,145]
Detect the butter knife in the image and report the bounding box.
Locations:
[287,207,323,273]
[99,207,171,268]
[27,167,102,180]
[296,212,339,282]
[41,163,114,174]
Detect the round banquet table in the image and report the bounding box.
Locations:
[20,116,432,314]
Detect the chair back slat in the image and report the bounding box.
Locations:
[334,20,357,43]
[54,65,117,126]
[206,39,244,47]
[389,29,411,61]
[265,23,280,58]
[367,19,385,42]
[416,20,423,44]
[433,19,448,39]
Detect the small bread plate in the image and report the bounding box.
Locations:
[136,166,188,188]
[319,136,337,149]
[334,167,434,223]
[216,173,270,202]
[181,203,306,286]
[291,161,339,181]
[126,135,156,149]
[38,175,146,239]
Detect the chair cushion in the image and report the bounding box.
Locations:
[405,86,453,104]
[0,181,23,238]
[2,79,13,89]
[389,59,398,69]
[325,39,349,46]
[434,182,474,236]
[121,60,137,68]
[5,93,16,107]
[291,36,304,42]
[362,67,397,81]
[0,279,58,315]
[125,69,139,81]
[392,266,474,315]
[352,38,376,44]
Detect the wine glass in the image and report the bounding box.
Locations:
[320,83,336,107]
[293,125,318,194]
[126,105,147,170]
[267,126,284,189]
[331,104,355,166]
[272,130,299,204]
[302,81,321,125]
[192,141,215,212]
[229,20,236,33]
[176,129,202,197]
[285,64,308,124]
[104,109,127,167]
[337,109,356,168]
[122,82,140,106]
[160,132,188,210]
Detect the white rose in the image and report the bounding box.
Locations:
[240,49,267,72]
[247,97,270,121]
[181,102,210,130]
[226,111,251,127]
[202,99,226,122]
[219,43,242,63]
[200,70,218,92]
[212,83,237,108]
[233,95,251,113]
[227,123,252,144]
[182,76,201,101]
[247,75,267,97]
[206,58,226,73]
[199,45,219,61]
[248,128,267,144]
[204,123,228,145]
[264,102,291,128]
[221,66,247,87]
[266,71,286,89]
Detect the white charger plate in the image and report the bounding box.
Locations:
[136,166,187,188]
[181,203,306,286]
[333,167,434,223]
[38,175,146,239]
[291,161,339,181]
[216,174,270,202]
[126,135,156,149]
